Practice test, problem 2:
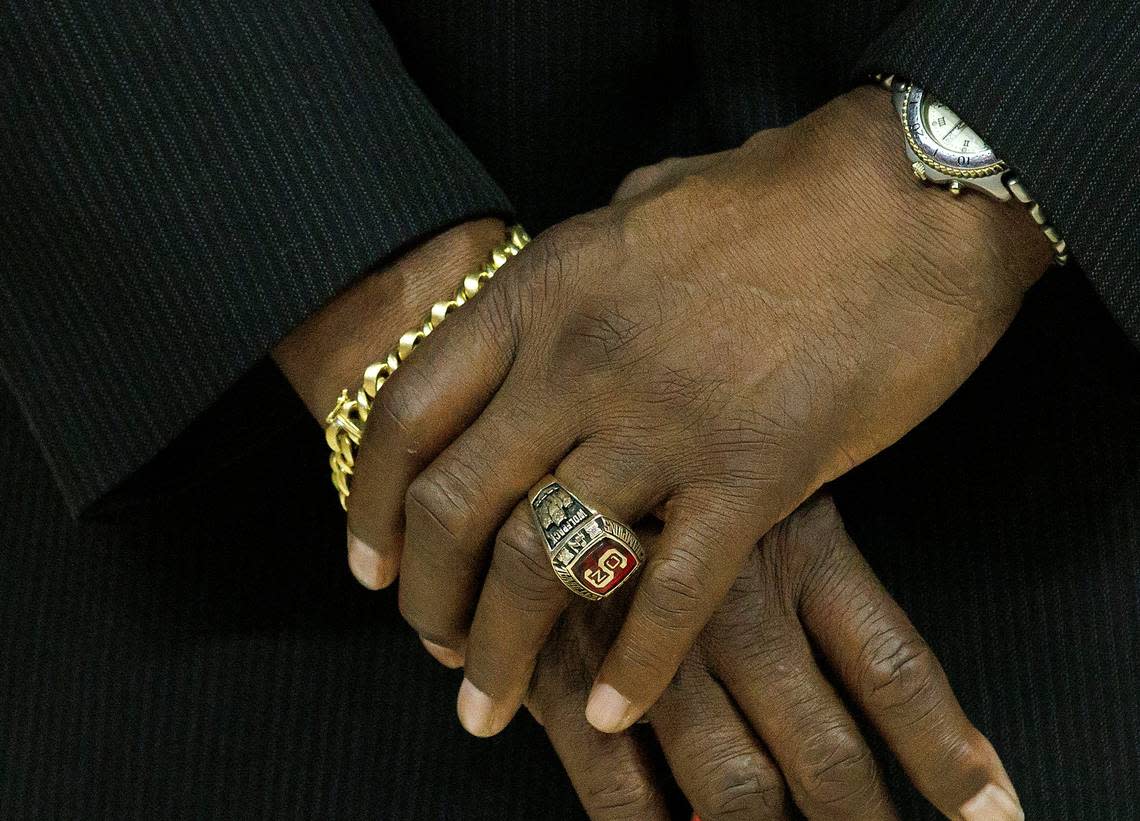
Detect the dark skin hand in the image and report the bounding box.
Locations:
[523,496,1022,820]
[273,84,1044,821]
[327,84,1051,738]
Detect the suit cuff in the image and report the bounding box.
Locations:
[0,2,511,514]
[855,1,1140,348]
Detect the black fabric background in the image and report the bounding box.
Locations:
[0,1,511,513]
[1,1,1138,818]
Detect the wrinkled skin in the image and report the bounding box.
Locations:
[274,85,1044,820]
[525,496,1020,820]
[342,86,1050,735]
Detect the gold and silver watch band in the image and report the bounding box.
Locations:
[1001,173,1069,266]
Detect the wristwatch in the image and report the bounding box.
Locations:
[875,74,1069,266]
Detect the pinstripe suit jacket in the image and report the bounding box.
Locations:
[0,2,1138,818]
[1,0,1137,512]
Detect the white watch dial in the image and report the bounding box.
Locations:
[922,99,989,157]
[901,85,1002,175]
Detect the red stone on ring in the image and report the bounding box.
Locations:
[571,538,639,596]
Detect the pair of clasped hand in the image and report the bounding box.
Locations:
[276,87,1045,820]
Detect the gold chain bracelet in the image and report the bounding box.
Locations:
[324,225,530,510]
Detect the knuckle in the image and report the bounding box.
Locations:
[520,220,589,301]
[770,494,845,565]
[373,373,426,446]
[696,748,786,820]
[767,497,854,602]
[636,551,710,629]
[405,465,480,547]
[860,631,944,720]
[795,726,881,814]
[940,727,1002,778]
[535,215,596,258]
[616,165,655,193]
[577,768,659,820]
[614,159,680,200]
[611,631,673,680]
[703,592,799,679]
[793,493,842,537]
[724,628,803,687]
[491,516,560,608]
[550,296,648,373]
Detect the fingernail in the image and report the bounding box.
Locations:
[585,683,634,733]
[457,678,500,737]
[960,783,1024,821]
[421,638,465,669]
[347,532,396,590]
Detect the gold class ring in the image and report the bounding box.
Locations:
[529,477,645,601]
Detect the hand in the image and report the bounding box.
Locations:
[520,497,1023,820]
[343,85,1053,732]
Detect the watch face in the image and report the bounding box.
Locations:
[903,86,1004,177]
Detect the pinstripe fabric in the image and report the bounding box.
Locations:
[0,380,585,820]
[857,0,1140,344]
[0,0,509,514]
[3,0,1136,514]
[0,2,1138,819]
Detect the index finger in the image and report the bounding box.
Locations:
[344,229,526,585]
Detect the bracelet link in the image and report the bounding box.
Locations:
[324,225,531,510]
[1005,173,1069,266]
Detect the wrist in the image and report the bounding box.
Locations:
[273,217,508,420]
[833,85,1053,298]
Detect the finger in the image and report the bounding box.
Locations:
[649,656,789,820]
[455,498,570,736]
[526,632,672,821]
[793,497,1024,820]
[587,494,754,734]
[707,563,896,820]
[459,447,664,737]
[397,375,573,654]
[343,234,525,588]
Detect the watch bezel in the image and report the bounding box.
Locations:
[901,86,1005,179]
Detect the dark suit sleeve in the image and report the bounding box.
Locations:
[856,1,1140,347]
[0,1,511,514]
